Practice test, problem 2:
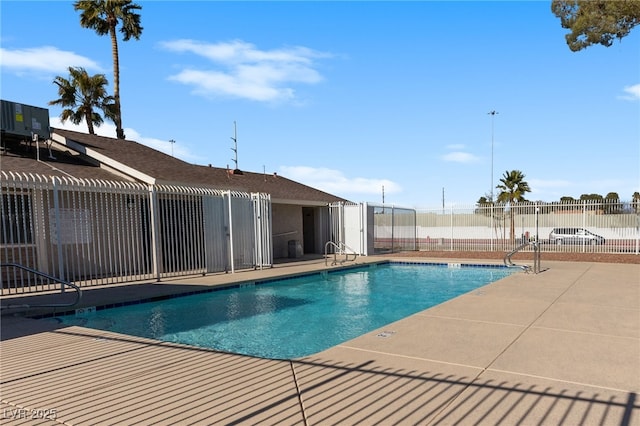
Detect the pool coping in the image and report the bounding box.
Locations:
[25,259,517,321]
[31,261,519,360]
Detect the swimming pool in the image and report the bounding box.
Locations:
[52,262,516,359]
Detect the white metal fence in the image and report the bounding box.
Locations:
[4,173,637,296]
[331,201,640,256]
[1,172,272,295]
[416,202,639,254]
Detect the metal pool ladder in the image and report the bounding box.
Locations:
[324,241,358,266]
[503,241,541,273]
[0,263,82,310]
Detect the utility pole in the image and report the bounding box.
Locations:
[488,110,498,202]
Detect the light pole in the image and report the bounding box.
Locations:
[169,139,175,157]
[488,110,498,202]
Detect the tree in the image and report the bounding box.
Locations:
[475,196,493,215]
[632,192,640,213]
[604,192,622,214]
[578,193,603,212]
[496,170,531,241]
[476,196,490,205]
[551,1,640,51]
[49,67,116,135]
[579,193,604,201]
[74,0,143,140]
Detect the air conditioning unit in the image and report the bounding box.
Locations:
[1,99,50,140]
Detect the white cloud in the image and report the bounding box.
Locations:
[168,69,290,102]
[0,46,103,75]
[50,117,115,138]
[441,144,480,163]
[279,166,401,198]
[441,151,480,163]
[160,39,331,102]
[619,83,640,101]
[445,144,465,150]
[161,39,328,65]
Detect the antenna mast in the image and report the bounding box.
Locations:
[230,121,239,172]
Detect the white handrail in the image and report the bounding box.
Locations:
[324,241,358,266]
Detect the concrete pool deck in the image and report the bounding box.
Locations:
[1,257,638,425]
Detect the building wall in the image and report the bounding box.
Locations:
[271,203,303,258]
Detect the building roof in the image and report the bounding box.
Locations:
[49,128,347,205]
[0,138,131,182]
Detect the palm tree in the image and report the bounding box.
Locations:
[49,66,116,135]
[496,170,531,242]
[74,0,143,140]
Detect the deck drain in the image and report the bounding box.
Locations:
[376,330,396,338]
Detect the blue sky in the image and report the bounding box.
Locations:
[2,1,639,207]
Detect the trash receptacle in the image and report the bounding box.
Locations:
[288,240,296,258]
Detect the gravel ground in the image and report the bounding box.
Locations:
[387,250,640,264]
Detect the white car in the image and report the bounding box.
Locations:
[549,227,605,245]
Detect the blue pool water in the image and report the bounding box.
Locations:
[52,263,516,359]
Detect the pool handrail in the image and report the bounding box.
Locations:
[503,241,541,273]
[324,241,358,266]
[0,262,82,310]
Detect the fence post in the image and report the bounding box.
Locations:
[52,177,66,288]
[490,204,494,251]
[413,209,417,251]
[636,213,640,255]
[148,185,161,281]
[535,203,539,243]
[225,191,235,273]
[252,193,261,270]
[390,205,395,253]
[450,206,454,251]
[582,200,587,253]
[338,202,345,246]
[359,203,365,256]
